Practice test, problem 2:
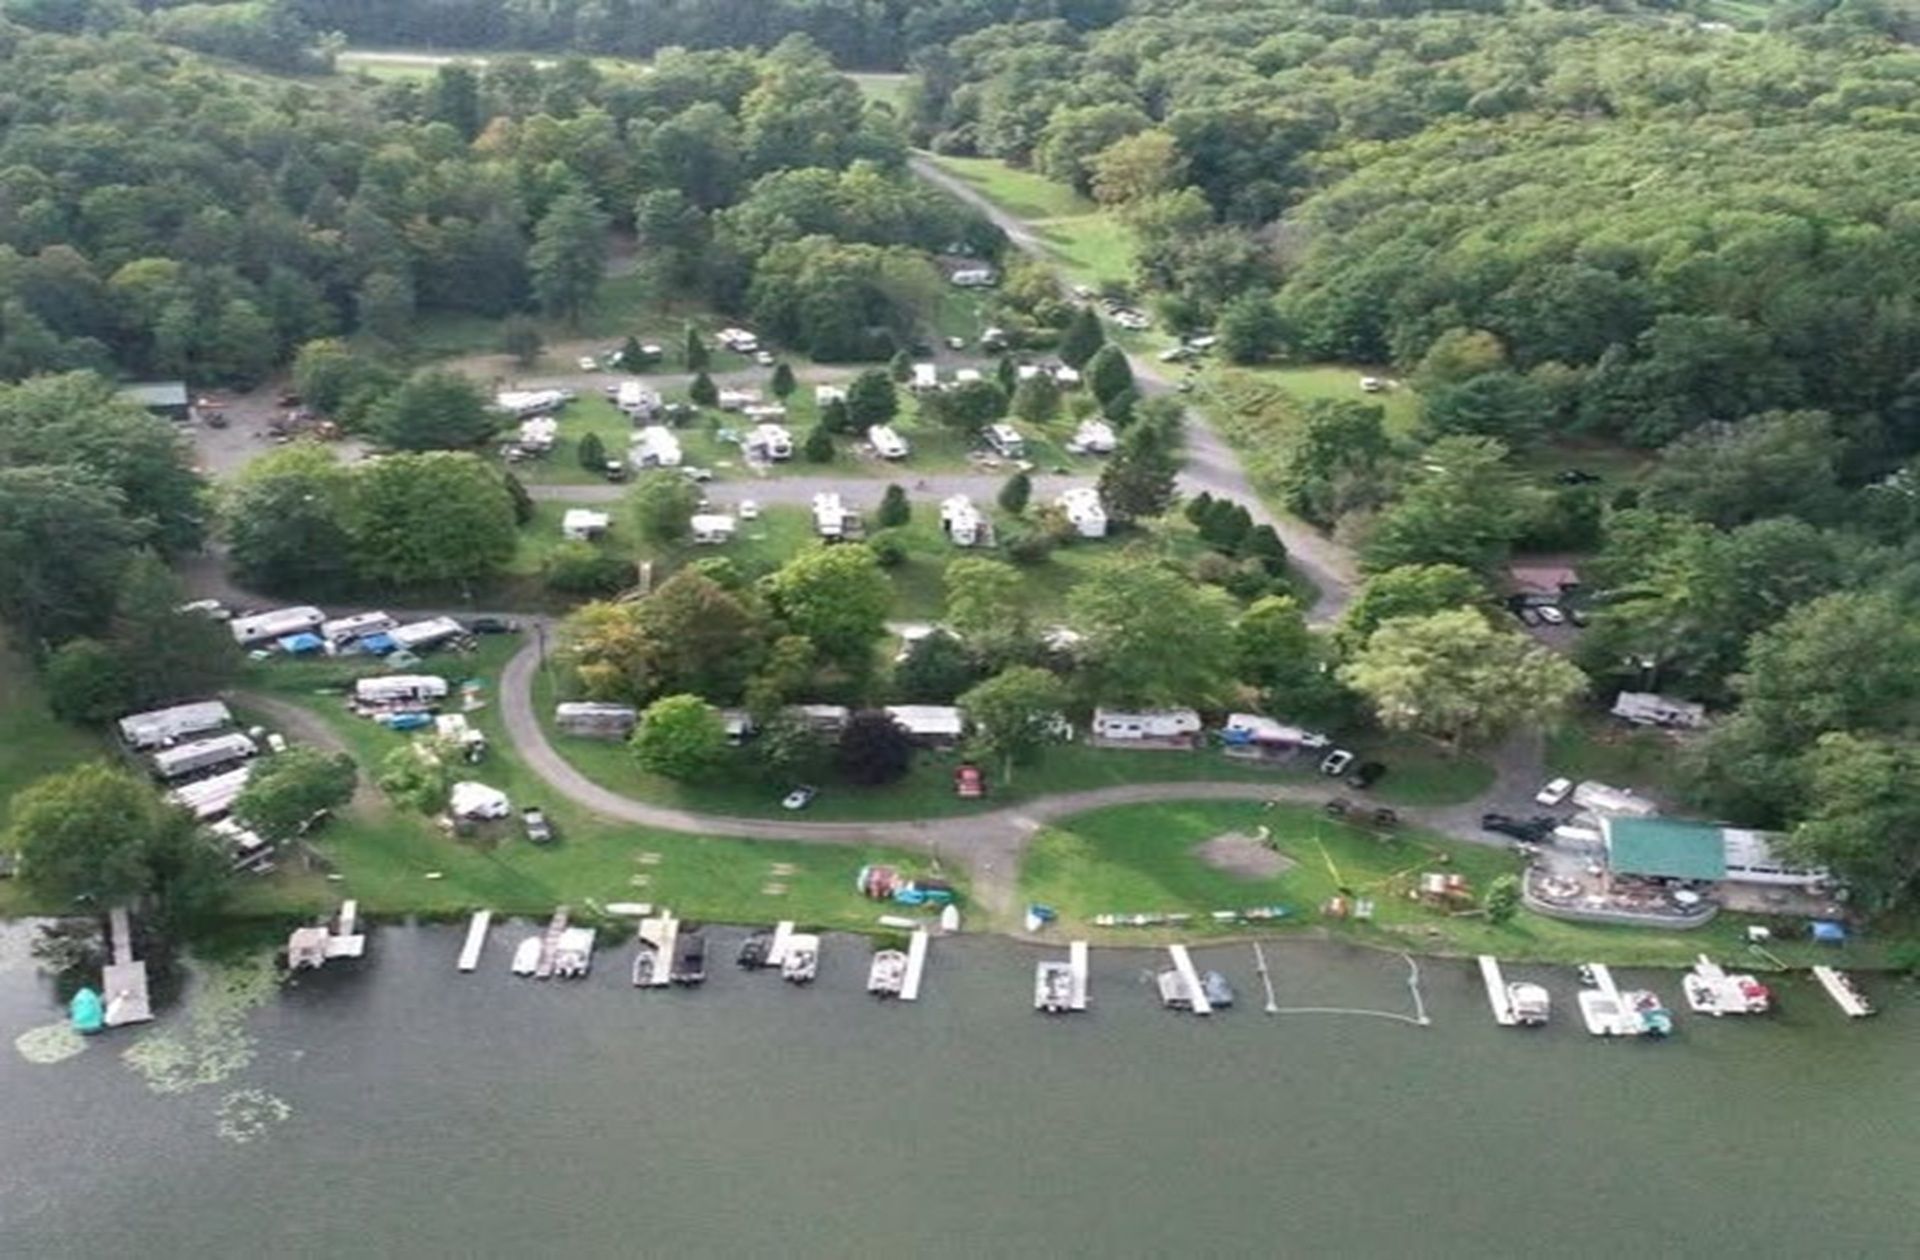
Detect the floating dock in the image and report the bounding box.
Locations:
[101,906,152,1028]
[1479,955,1516,1026]
[288,899,367,971]
[457,911,492,973]
[767,920,795,969]
[900,928,930,1002]
[1812,966,1875,1018]
[635,911,678,987]
[1167,944,1213,1016]
[1068,940,1090,1011]
[533,906,569,980]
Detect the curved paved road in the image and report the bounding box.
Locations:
[910,154,1358,620]
[499,636,1513,922]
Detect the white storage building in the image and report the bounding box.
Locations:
[554,702,638,738]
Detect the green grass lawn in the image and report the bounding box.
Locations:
[1545,717,1683,800]
[1019,801,1877,966]
[849,72,912,113]
[1028,214,1137,288]
[0,633,108,915]
[926,154,1137,288]
[929,155,1098,220]
[231,638,952,929]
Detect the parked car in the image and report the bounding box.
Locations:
[782,785,817,811]
[680,466,714,483]
[1480,813,1556,843]
[1324,798,1351,818]
[522,807,554,844]
[1534,777,1574,806]
[465,617,519,635]
[1515,605,1542,627]
[754,350,776,366]
[1348,761,1387,790]
[603,460,630,483]
[1319,749,1355,777]
[738,499,761,520]
[1536,605,1566,625]
[1556,468,1602,485]
[576,355,598,371]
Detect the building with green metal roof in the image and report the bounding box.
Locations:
[1601,817,1728,882]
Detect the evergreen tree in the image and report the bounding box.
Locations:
[1087,344,1134,406]
[846,368,898,428]
[689,371,718,407]
[770,362,796,398]
[877,483,911,527]
[804,424,834,462]
[528,188,610,324]
[1058,306,1105,369]
[621,334,644,367]
[684,323,709,371]
[578,430,607,473]
[501,315,543,367]
[999,470,1032,515]
[889,349,913,381]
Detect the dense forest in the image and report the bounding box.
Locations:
[0,20,994,382]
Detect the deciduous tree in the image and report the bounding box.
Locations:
[960,666,1069,782]
[348,452,517,588]
[631,694,729,781]
[369,370,498,450]
[767,544,891,671]
[837,709,914,786]
[1067,559,1236,706]
[232,748,357,847]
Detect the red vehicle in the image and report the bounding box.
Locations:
[954,764,986,798]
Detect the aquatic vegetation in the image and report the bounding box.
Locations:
[121,952,279,1094]
[216,1089,292,1144]
[14,1022,87,1065]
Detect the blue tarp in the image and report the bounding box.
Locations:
[278,632,324,654]
[380,712,433,731]
[359,633,396,655]
[1811,920,1848,943]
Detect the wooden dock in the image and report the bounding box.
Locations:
[534,906,569,980]
[1068,940,1090,1011]
[1479,955,1516,1026]
[1252,942,1276,1015]
[457,911,492,973]
[1168,944,1212,1016]
[900,928,930,1001]
[326,899,366,960]
[1812,966,1875,1018]
[101,906,152,1028]
[767,920,795,968]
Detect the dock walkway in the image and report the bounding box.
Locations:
[636,912,678,987]
[1068,941,1089,1011]
[1812,966,1874,1018]
[534,906,569,980]
[1168,944,1212,1016]
[458,911,492,973]
[1479,955,1515,1026]
[102,906,152,1028]
[900,929,929,1002]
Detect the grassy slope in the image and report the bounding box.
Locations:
[0,634,107,915]
[1020,801,1873,967]
[229,640,950,929]
[927,155,1136,288]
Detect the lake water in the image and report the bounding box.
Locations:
[2,920,1913,1258]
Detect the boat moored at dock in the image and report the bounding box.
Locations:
[867,949,907,996]
[1035,961,1074,1012]
[631,945,660,987]
[737,929,772,970]
[671,930,707,986]
[782,933,820,984]
[1682,956,1771,1016]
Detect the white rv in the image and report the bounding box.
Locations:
[717,387,763,411]
[949,267,998,288]
[1057,487,1108,538]
[615,380,662,419]
[167,765,252,821]
[868,425,910,460]
[984,423,1026,459]
[494,389,569,418]
[940,495,985,547]
[812,492,854,539]
[815,384,848,406]
[1091,708,1202,744]
[321,612,396,653]
[562,509,611,541]
[630,426,683,468]
[690,514,737,544]
[230,606,325,646]
[1069,418,1117,454]
[911,363,940,393]
[554,702,638,739]
[387,618,466,653]
[744,423,794,461]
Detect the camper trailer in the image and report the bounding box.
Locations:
[1069,419,1117,454]
[151,732,257,782]
[911,363,940,393]
[940,495,986,547]
[744,423,794,461]
[615,380,662,419]
[717,387,763,411]
[353,675,451,707]
[630,426,683,469]
[815,384,847,406]
[494,389,569,418]
[1091,708,1202,746]
[321,612,396,654]
[813,492,856,539]
[554,702,639,739]
[118,700,233,750]
[387,618,466,654]
[984,424,1026,459]
[690,514,737,545]
[868,425,910,460]
[950,267,998,288]
[517,415,558,452]
[562,509,611,541]
[230,606,325,647]
[883,705,966,747]
[1057,487,1108,538]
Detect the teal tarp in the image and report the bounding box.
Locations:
[70,987,104,1034]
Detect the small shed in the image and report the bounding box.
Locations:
[117,380,191,421]
[884,705,966,747]
[1611,691,1708,729]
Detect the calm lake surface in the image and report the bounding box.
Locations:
[2,920,1914,1258]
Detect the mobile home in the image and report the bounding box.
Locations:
[321,612,395,653]
[867,425,910,460]
[353,674,451,707]
[1091,708,1202,745]
[152,732,257,782]
[387,618,466,654]
[1057,487,1108,538]
[167,765,253,821]
[554,702,638,739]
[562,509,611,541]
[119,700,233,750]
[630,426,683,469]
